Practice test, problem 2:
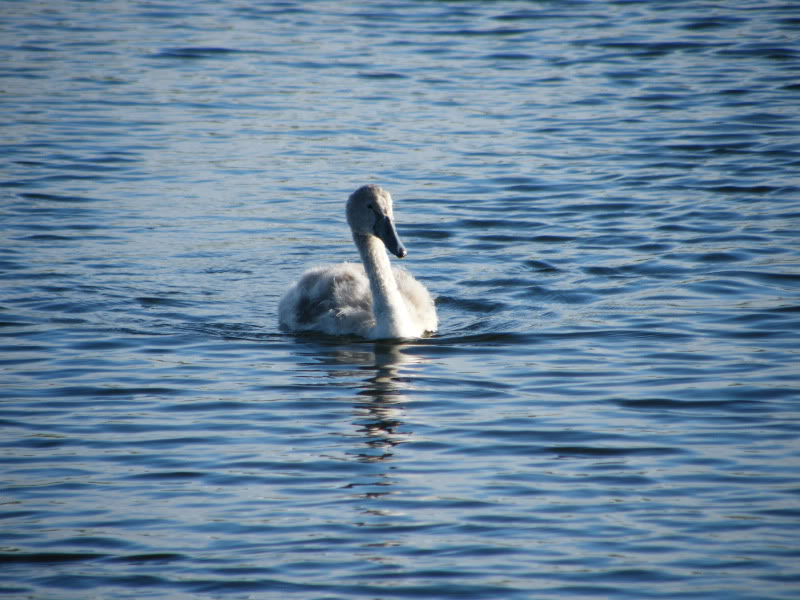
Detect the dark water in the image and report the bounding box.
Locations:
[2,1,800,598]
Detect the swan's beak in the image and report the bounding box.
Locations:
[375,215,407,258]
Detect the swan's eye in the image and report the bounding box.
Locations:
[366,204,373,209]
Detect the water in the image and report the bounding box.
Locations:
[2,1,799,598]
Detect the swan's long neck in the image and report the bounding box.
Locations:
[355,234,416,339]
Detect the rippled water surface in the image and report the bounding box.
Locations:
[2,1,800,598]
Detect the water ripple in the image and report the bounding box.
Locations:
[1,1,799,599]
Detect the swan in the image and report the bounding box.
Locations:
[278,184,437,340]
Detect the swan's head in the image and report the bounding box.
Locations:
[347,184,407,258]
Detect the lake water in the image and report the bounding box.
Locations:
[2,1,799,598]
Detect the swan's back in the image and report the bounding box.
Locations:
[278,262,437,338]
[278,263,373,337]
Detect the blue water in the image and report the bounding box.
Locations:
[2,1,799,598]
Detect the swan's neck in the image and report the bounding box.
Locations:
[355,234,415,339]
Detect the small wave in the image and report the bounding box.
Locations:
[20,192,107,203]
[152,47,251,59]
[712,270,800,288]
[614,398,760,411]
[435,295,506,313]
[0,552,106,564]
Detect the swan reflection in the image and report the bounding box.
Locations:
[297,339,425,463]
[338,342,422,463]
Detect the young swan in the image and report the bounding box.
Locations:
[278,185,437,340]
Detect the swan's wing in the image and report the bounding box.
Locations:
[279,263,374,335]
[393,266,438,333]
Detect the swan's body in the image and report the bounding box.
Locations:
[278,185,437,340]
